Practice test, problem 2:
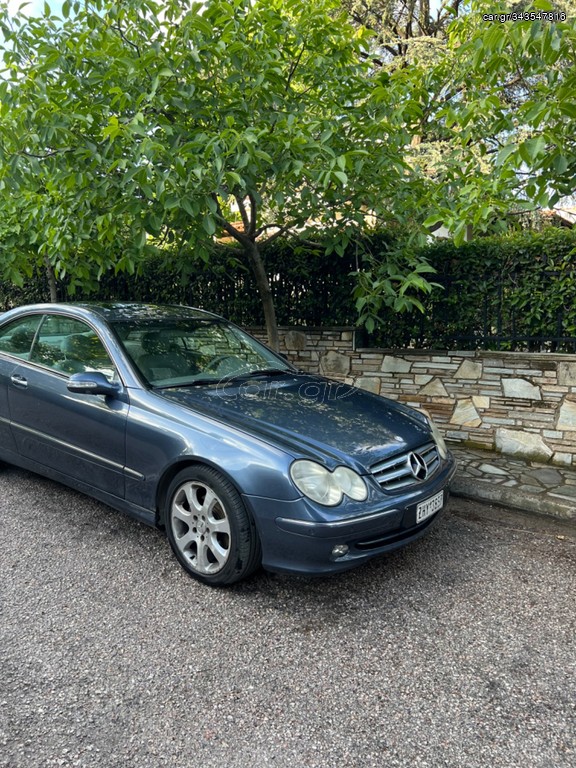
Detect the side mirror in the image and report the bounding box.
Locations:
[67,372,121,397]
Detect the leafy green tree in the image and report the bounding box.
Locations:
[0,0,433,348]
[413,0,576,241]
[2,0,572,342]
[340,0,576,329]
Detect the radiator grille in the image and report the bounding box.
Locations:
[370,442,440,491]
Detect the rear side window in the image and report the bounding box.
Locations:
[0,316,42,360]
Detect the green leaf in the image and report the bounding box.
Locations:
[560,103,576,119]
[202,214,216,236]
[225,171,243,188]
[144,213,162,235]
[553,155,568,175]
[135,229,147,249]
[520,136,547,165]
[164,196,180,210]
[422,214,444,228]
[181,198,196,217]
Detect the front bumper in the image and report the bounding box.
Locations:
[244,454,457,576]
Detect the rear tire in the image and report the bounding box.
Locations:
[165,465,261,586]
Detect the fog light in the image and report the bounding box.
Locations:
[331,544,349,559]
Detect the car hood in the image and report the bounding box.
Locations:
[158,373,432,470]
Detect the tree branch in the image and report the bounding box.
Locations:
[212,194,252,247]
[260,225,294,246]
[248,192,258,238]
[235,195,252,237]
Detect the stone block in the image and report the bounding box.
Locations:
[557,398,576,431]
[320,351,350,376]
[543,430,563,439]
[419,378,449,397]
[557,361,576,386]
[360,353,385,360]
[479,463,509,476]
[472,396,490,409]
[355,376,381,395]
[553,452,573,466]
[495,428,553,461]
[454,360,483,380]
[501,378,542,400]
[415,362,457,370]
[450,399,482,427]
[283,330,307,351]
[380,355,412,374]
[530,467,564,486]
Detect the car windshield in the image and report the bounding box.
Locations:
[112,316,293,387]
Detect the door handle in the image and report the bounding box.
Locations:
[10,374,28,389]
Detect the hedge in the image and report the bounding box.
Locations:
[1,227,575,351]
[368,228,576,351]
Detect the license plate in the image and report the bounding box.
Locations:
[416,491,444,524]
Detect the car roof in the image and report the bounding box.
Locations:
[5,302,222,325]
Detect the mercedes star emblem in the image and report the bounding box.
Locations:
[408,452,428,481]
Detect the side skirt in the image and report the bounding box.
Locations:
[0,448,157,528]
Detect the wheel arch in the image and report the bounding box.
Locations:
[155,457,247,528]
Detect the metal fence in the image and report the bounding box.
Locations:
[363,265,576,353]
[3,230,575,353]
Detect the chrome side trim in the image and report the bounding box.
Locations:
[277,508,400,530]
[10,421,144,480]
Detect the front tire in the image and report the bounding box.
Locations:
[165,466,261,586]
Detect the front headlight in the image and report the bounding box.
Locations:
[428,416,448,460]
[290,460,368,506]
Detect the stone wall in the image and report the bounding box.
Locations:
[249,326,576,466]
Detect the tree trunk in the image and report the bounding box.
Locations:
[245,241,279,351]
[45,259,58,302]
[217,194,279,350]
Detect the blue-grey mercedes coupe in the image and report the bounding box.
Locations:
[0,303,456,585]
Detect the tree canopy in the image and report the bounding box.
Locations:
[0,0,434,346]
[0,0,574,341]
[412,0,575,239]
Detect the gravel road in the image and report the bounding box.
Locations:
[1,465,575,768]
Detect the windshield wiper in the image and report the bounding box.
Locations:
[156,378,219,389]
[242,368,293,378]
[156,369,294,389]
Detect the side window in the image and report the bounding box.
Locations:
[0,316,42,360]
[29,315,118,381]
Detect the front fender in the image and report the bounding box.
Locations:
[124,389,298,513]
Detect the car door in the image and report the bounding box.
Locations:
[6,313,128,498]
[0,314,43,459]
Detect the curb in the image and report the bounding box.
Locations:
[451,475,576,523]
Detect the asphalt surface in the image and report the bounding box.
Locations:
[1,466,575,768]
